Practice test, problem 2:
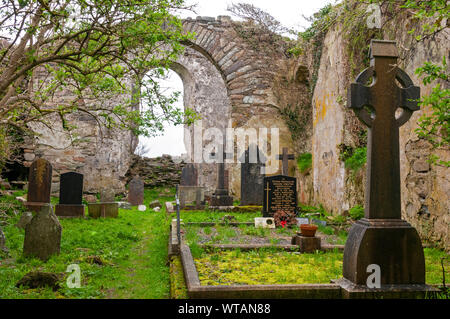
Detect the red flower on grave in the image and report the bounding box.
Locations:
[280,220,287,228]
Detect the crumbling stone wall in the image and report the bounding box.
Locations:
[126,154,185,188]
[20,16,300,197]
[306,10,449,248]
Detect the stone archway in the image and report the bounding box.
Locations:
[21,15,300,197]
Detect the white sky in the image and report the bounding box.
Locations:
[139,0,337,158]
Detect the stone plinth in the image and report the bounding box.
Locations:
[336,278,439,299]
[55,204,85,218]
[210,193,233,207]
[87,203,119,218]
[342,219,425,285]
[291,235,321,253]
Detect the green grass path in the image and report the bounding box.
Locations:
[0,188,172,299]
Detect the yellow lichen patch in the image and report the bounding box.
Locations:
[313,93,332,127]
[195,249,343,286]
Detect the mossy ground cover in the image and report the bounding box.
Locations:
[184,224,300,245]
[0,188,174,299]
[193,248,448,287]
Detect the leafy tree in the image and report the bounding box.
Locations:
[226,2,289,34]
[415,57,449,167]
[0,0,197,148]
[363,0,449,166]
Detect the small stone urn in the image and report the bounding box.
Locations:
[300,224,318,237]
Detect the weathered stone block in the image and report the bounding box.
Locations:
[87,203,119,218]
[23,205,62,261]
[291,235,321,253]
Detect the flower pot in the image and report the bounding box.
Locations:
[300,224,318,237]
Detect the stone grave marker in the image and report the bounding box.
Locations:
[88,188,118,218]
[178,186,205,210]
[128,176,144,206]
[100,188,115,202]
[210,138,233,207]
[180,163,198,186]
[277,147,294,176]
[239,144,266,205]
[23,204,62,261]
[15,212,33,229]
[25,158,52,212]
[262,175,297,217]
[338,40,431,297]
[55,172,85,218]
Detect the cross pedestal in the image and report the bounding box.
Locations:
[337,40,436,298]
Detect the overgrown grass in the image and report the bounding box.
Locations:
[195,249,344,285]
[194,248,448,286]
[0,187,173,299]
[173,211,260,223]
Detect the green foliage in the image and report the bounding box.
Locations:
[349,205,365,220]
[339,144,367,172]
[299,4,335,41]
[0,0,197,145]
[345,147,367,171]
[415,57,450,167]
[279,105,309,141]
[400,0,449,41]
[297,153,312,173]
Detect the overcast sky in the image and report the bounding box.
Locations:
[139,0,337,158]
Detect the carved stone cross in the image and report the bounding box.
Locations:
[347,39,420,220]
[210,139,233,195]
[339,40,427,290]
[277,147,294,176]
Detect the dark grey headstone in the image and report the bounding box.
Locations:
[262,175,297,217]
[128,177,144,206]
[239,145,266,205]
[23,204,62,261]
[180,164,198,186]
[59,172,83,205]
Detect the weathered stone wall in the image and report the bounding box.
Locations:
[18,16,299,198]
[126,154,185,188]
[11,12,447,248]
[306,10,449,248]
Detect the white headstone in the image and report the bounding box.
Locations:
[138,205,147,211]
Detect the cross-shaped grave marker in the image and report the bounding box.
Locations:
[347,40,420,219]
[209,137,234,206]
[209,139,233,196]
[339,40,428,293]
[277,147,294,176]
